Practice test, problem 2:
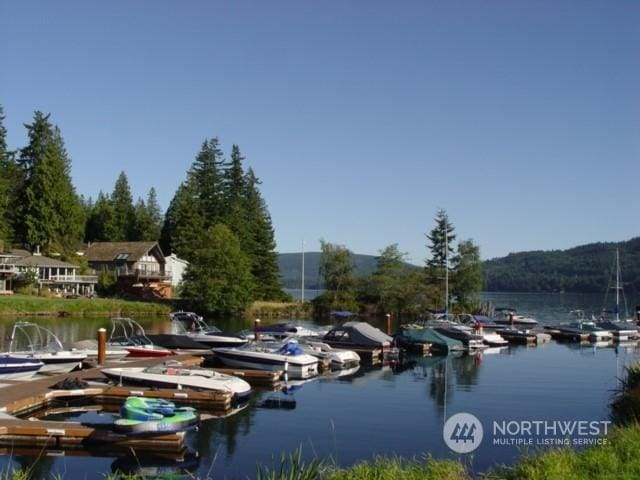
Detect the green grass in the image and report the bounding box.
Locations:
[485,423,640,480]
[0,294,172,317]
[325,455,470,480]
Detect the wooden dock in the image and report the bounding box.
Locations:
[0,352,279,454]
[0,418,185,452]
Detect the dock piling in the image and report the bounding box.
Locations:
[97,328,106,365]
[254,318,261,341]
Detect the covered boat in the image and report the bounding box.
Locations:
[394,324,464,355]
[322,322,395,352]
[212,341,319,379]
[101,364,251,400]
[114,397,199,435]
[0,354,44,379]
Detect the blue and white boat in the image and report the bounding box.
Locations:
[0,354,44,380]
[212,341,319,379]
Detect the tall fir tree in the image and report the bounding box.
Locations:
[424,209,456,310]
[131,189,162,241]
[0,106,14,246]
[189,138,225,225]
[85,192,117,242]
[110,171,135,241]
[160,182,204,261]
[16,112,84,251]
[241,168,284,300]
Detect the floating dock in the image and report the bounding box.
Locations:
[0,352,280,455]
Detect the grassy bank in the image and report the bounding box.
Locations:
[247,301,312,319]
[0,294,172,317]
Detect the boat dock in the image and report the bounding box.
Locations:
[0,352,282,454]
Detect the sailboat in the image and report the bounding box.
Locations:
[597,249,639,340]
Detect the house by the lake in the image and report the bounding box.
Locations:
[0,248,97,296]
[83,241,173,298]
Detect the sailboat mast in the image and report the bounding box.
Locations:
[301,240,305,304]
[616,248,620,322]
[445,228,449,320]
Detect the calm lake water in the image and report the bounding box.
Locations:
[1,292,639,479]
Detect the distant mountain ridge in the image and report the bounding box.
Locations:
[278,252,380,289]
[482,237,640,295]
[278,237,640,295]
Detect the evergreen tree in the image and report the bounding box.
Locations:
[0,106,14,245]
[424,209,456,310]
[180,223,253,315]
[451,239,483,310]
[85,192,117,242]
[161,182,204,261]
[16,112,84,250]
[189,138,225,224]
[131,189,162,241]
[110,172,135,241]
[241,168,284,300]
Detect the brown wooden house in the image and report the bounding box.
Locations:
[84,241,172,298]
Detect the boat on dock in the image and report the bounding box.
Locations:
[212,341,319,379]
[107,318,173,357]
[0,354,44,379]
[322,321,396,354]
[146,312,248,349]
[427,320,488,350]
[101,364,252,400]
[6,322,87,374]
[492,308,538,326]
[546,311,612,342]
[252,322,327,340]
[456,314,508,346]
[289,338,360,369]
[394,323,464,354]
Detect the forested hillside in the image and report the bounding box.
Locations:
[482,237,640,295]
[278,252,380,289]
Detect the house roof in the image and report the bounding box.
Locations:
[15,255,78,268]
[84,242,165,263]
[8,249,32,259]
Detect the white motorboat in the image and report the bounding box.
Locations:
[101,364,252,400]
[147,311,248,349]
[70,339,130,360]
[212,341,319,379]
[0,354,44,380]
[493,308,538,326]
[6,322,87,374]
[291,338,360,369]
[107,317,173,357]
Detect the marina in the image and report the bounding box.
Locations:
[0,292,638,477]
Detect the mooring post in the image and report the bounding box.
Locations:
[386,313,391,335]
[97,328,106,365]
[254,318,261,341]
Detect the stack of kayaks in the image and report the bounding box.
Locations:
[113,397,199,434]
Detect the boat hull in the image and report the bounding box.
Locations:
[212,348,319,379]
[101,367,251,399]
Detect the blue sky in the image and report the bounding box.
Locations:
[1,1,638,263]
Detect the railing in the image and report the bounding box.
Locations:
[48,275,98,283]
